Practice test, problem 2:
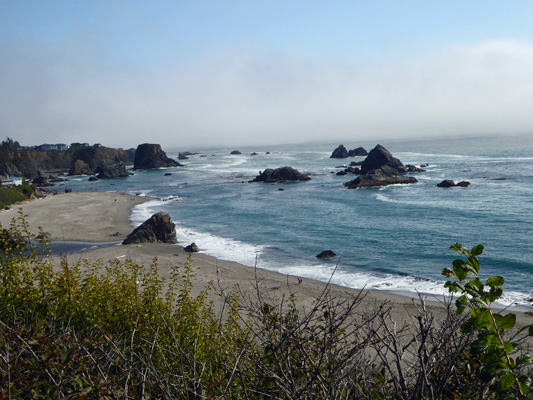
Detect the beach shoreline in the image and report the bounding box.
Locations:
[1,191,530,325]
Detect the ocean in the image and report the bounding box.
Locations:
[58,134,533,308]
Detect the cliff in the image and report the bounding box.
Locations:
[0,144,132,179]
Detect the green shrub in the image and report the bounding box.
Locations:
[0,182,38,209]
[1,214,532,399]
[443,243,533,399]
[0,212,237,398]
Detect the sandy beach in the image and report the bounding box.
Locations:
[1,191,530,328]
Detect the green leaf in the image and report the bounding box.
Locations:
[486,286,503,303]
[476,309,492,328]
[455,295,468,314]
[460,317,477,333]
[503,341,514,354]
[452,259,465,269]
[486,275,504,288]
[465,285,481,297]
[498,314,516,332]
[482,350,501,364]
[455,268,468,282]
[498,372,515,391]
[519,382,530,395]
[470,296,489,310]
[450,243,466,253]
[442,267,454,278]
[471,244,484,256]
[524,311,533,317]
[468,256,480,273]
[469,277,483,289]
[518,375,531,394]
[444,281,464,293]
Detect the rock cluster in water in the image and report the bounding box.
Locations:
[344,144,419,189]
[437,180,470,188]
[250,166,311,183]
[330,145,368,158]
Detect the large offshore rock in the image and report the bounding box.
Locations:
[122,212,178,245]
[330,145,349,158]
[96,163,131,179]
[344,144,418,189]
[348,147,368,157]
[360,144,407,174]
[437,180,470,188]
[250,166,311,182]
[344,168,417,189]
[69,159,94,176]
[133,144,182,170]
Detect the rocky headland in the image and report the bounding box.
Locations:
[0,143,135,180]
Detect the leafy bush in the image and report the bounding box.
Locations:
[1,214,532,399]
[0,185,34,209]
[443,243,533,399]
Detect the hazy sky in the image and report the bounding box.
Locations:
[2,1,533,149]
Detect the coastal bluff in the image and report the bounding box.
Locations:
[0,143,135,179]
[133,143,183,170]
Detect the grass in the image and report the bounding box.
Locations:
[0,182,38,209]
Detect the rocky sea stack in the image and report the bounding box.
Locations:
[437,180,470,188]
[133,144,182,170]
[250,166,311,183]
[97,163,131,179]
[344,144,418,188]
[330,145,368,158]
[122,212,177,245]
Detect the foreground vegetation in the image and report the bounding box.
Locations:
[1,213,532,399]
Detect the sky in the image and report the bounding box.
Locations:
[2,1,533,150]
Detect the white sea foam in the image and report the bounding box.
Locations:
[174,224,265,267]
[274,263,448,297]
[129,199,167,226]
[270,262,533,307]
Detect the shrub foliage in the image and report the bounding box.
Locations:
[0,214,532,399]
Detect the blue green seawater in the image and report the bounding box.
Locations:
[59,135,533,306]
